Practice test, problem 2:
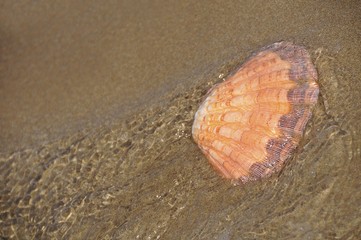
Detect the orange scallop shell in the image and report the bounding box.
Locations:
[192,42,319,183]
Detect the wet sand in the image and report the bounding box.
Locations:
[1,0,361,239]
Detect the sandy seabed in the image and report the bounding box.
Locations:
[1,1,361,239]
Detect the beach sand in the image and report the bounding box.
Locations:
[1,0,360,238]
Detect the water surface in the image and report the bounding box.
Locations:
[1,0,360,239]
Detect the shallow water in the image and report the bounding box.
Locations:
[1,0,361,239]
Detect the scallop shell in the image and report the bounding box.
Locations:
[192,42,319,183]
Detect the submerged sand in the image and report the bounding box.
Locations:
[1,0,361,239]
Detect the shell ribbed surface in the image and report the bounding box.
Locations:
[192,42,319,183]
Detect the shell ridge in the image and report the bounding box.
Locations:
[206,145,249,178]
[199,129,266,164]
